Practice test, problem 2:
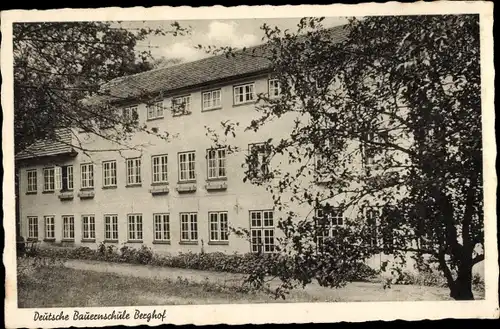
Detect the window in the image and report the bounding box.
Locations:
[180,212,198,242]
[55,165,73,191]
[80,163,94,189]
[362,131,376,166]
[172,95,191,116]
[250,210,275,253]
[207,148,226,180]
[43,167,55,191]
[361,130,389,167]
[27,169,37,193]
[315,207,344,247]
[147,101,164,120]
[248,143,271,180]
[128,214,143,241]
[126,158,141,185]
[179,151,196,182]
[365,207,379,247]
[152,155,168,184]
[27,216,38,239]
[103,160,117,187]
[44,216,55,240]
[82,215,96,240]
[268,79,281,98]
[209,212,229,242]
[202,89,222,110]
[104,214,119,241]
[123,106,138,122]
[154,213,170,241]
[62,215,75,240]
[234,83,255,105]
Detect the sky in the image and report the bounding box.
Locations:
[120,17,348,64]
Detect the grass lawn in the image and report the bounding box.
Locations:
[17,263,478,308]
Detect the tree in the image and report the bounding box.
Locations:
[13,21,188,155]
[209,15,483,300]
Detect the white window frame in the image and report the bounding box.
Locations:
[43,167,55,192]
[126,157,142,185]
[152,154,168,184]
[154,213,170,242]
[234,83,255,105]
[178,151,196,182]
[44,215,55,240]
[80,163,94,189]
[127,214,143,241]
[123,106,138,122]
[202,89,222,111]
[104,214,119,241]
[55,165,74,191]
[249,210,275,253]
[27,216,38,239]
[248,143,271,180]
[207,148,226,180]
[365,207,379,248]
[172,95,191,116]
[102,160,117,187]
[209,211,229,242]
[82,215,96,240]
[180,212,198,242]
[147,101,164,120]
[26,169,38,193]
[268,79,281,98]
[62,215,75,240]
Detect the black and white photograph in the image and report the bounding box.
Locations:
[2,2,497,327]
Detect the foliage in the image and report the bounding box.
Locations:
[207,15,483,300]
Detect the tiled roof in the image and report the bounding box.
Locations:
[16,129,75,161]
[95,24,349,103]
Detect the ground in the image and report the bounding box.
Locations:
[17,258,484,308]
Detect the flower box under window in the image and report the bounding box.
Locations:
[149,185,170,195]
[176,182,196,193]
[205,181,227,191]
[78,190,95,199]
[58,191,74,200]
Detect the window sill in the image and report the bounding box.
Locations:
[42,190,55,194]
[126,184,142,188]
[26,191,37,195]
[104,239,119,243]
[233,100,256,107]
[43,238,56,242]
[177,180,196,184]
[146,117,164,122]
[102,185,118,189]
[127,240,144,244]
[153,240,171,245]
[27,238,39,242]
[81,239,96,243]
[179,241,198,245]
[172,111,192,117]
[150,182,169,186]
[208,241,229,246]
[201,106,222,112]
[80,187,95,191]
[206,177,227,182]
[61,239,75,242]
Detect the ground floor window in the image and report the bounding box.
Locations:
[82,215,96,240]
[315,207,344,248]
[154,213,170,241]
[209,211,228,242]
[44,216,55,240]
[250,210,275,253]
[180,212,198,242]
[62,215,74,240]
[27,216,38,239]
[128,214,143,241]
[104,214,119,241]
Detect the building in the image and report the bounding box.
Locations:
[15,25,395,268]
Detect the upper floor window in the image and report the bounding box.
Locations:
[80,163,94,189]
[152,154,168,184]
[268,79,281,98]
[202,89,222,111]
[147,101,164,120]
[207,148,226,180]
[172,95,191,116]
[26,169,37,193]
[126,158,142,185]
[234,83,255,105]
[248,143,271,181]
[123,106,138,122]
[55,165,73,191]
[103,160,117,187]
[43,167,55,192]
[179,151,196,182]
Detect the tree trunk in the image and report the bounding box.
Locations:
[450,265,474,300]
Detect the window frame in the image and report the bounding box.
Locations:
[172,95,192,116]
[123,105,139,122]
[82,214,96,241]
[43,167,55,192]
[146,101,164,120]
[80,163,95,189]
[178,151,196,182]
[206,148,227,180]
[153,213,170,242]
[44,215,55,240]
[233,82,256,105]
[249,210,275,253]
[202,89,222,111]
[248,143,271,181]
[180,212,198,243]
[26,169,38,193]
[104,214,119,241]
[126,157,142,186]
[62,215,75,240]
[127,213,143,242]
[151,154,168,184]
[27,216,38,239]
[208,211,229,243]
[268,79,281,98]
[102,160,117,188]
